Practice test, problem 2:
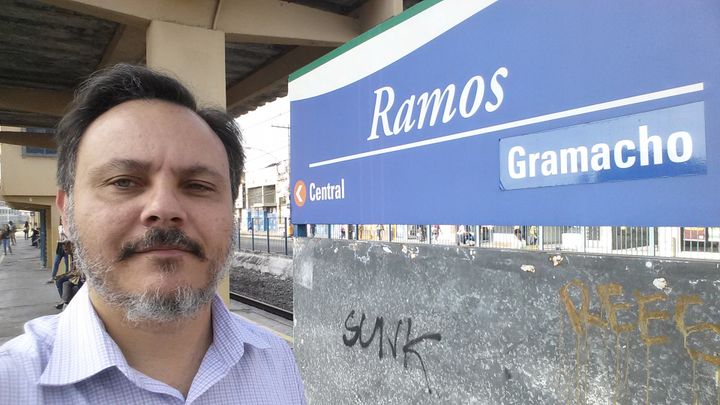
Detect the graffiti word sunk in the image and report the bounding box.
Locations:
[342,310,442,394]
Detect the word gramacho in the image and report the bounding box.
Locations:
[507,125,694,180]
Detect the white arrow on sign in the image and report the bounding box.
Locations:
[295,184,304,203]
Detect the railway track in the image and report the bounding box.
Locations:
[229,292,293,321]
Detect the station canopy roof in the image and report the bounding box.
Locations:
[0,0,422,135]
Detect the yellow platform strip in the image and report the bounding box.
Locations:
[233,312,294,344]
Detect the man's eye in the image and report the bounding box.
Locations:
[187,183,214,193]
[111,178,136,188]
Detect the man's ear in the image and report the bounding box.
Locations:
[56,189,67,220]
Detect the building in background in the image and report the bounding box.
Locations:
[0,201,29,226]
[239,160,290,234]
[0,127,59,266]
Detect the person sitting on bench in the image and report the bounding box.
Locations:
[30,226,39,247]
[53,241,83,309]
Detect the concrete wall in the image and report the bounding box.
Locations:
[294,238,720,404]
[0,144,60,267]
[0,144,56,196]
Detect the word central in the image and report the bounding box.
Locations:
[309,178,345,202]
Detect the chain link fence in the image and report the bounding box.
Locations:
[238,223,720,261]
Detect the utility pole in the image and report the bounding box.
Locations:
[272,124,292,234]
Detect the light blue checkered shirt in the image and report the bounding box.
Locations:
[0,285,305,404]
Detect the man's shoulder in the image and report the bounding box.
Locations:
[222,312,305,402]
[0,315,59,400]
[0,314,58,366]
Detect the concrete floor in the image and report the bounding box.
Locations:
[0,233,59,346]
[228,299,294,345]
[0,233,293,347]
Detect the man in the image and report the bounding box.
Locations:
[52,241,83,310]
[47,218,69,283]
[0,224,10,255]
[512,227,527,248]
[8,221,16,246]
[0,64,305,403]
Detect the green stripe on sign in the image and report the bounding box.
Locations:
[288,0,446,83]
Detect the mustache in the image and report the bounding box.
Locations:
[117,228,206,262]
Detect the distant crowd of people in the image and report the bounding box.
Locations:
[1,218,83,309]
[0,220,38,254]
[3,221,42,252]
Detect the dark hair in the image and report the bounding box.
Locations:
[55,64,244,202]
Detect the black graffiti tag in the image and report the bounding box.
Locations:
[342,310,442,394]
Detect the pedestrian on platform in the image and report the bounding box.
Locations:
[432,224,440,242]
[8,221,16,246]
[512,227,527,249]
[47,220,69,283]
[1,224,11,255]
[23,221,29,240]
[0,64,305,404]
[418,224,427,242]
[48,220,70,284]
[456,225,467,245]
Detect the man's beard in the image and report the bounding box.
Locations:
[65,195,236,324]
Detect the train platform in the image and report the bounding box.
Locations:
[0,235,294,347]
[0,235,58,346]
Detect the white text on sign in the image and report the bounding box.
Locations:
[309,179,345,202]
[508,125,693,179]
[368,67,509,141]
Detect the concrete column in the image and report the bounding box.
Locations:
[146,20,226,109]
[355,0,403,31]
[146,20,231,304]
[657,227,681,257]
[599,226,613,252]
[49,204,62,271]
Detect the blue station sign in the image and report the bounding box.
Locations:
[289,0,720,226]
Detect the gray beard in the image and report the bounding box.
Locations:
[65,194,236,324]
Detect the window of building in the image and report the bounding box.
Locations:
[263,185,276,205]
[22,146,57,157]
[248,187,263,206]
[681,227,720,252]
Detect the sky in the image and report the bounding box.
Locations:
[235,96,290,171]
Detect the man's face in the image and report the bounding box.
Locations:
[58,99,235,322]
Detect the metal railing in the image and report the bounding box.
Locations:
[237,223,720,260]
[238,217,290,255]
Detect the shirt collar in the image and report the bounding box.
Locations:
[39,285,128,386]
[207,294,271,368]
[39,287,272,386]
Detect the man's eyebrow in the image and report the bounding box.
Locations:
[88,159,152,178]
[177,165,227,184]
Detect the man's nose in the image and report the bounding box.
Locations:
[140,185,186,227]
